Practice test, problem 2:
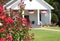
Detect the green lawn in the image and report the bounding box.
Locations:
[44,26,60,30]
[30,29,60,41]
[49,27,60,30]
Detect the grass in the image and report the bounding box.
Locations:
[43,26,60,30]
[48,27,60,30]
[30,29,60,41]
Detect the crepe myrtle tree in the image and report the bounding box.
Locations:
[0,1,34,41]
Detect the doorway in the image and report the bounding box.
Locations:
[24,15,29,20]
[24,15,30,23]
[40,13,41,21]
[24,15,30,27]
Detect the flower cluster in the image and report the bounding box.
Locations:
[0,6,3,12]
[22,17,28,26]
[0,38,6,41]
[0,6,14,41]
[0,1,34,41]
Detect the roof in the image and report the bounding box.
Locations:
[3,0,17,8]
[42,0,54,9]
[3,0,54,10]
[24,0,47,10]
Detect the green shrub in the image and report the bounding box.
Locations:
[51,13,59,23]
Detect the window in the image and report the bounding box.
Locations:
[32,21,35,24]
[28,10,35,14]
[40,10,48,14]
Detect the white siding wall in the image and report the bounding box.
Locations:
[24,10,38,27]
[48,10,51,24]
[24,10,51,27]
[41,10,51,25]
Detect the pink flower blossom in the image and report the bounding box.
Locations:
[0,28,5,33]
[1,15,6,20]
[0,13,6,20]
[22,18,27,26]
[4,17,14,24]
[17,17,21,21]
[0,38,6,41]
[7,34,13,41]
[7,17,14,24]
[0,6,3,13]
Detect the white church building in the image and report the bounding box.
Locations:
[3,0,54,27]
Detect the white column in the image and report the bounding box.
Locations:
[37,10,40,25]
[7,9,10,16]
[49,10,51,24]
[22,10,24,18]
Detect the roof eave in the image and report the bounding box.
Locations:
[3,0,17,8]
[42,0,54,10]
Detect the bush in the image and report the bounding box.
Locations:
[51,13,59,24]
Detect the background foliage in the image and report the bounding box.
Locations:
[51,13,59,24]
[45,0,60,26]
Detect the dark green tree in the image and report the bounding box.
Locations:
[45,0,60,26]
[51,13,59,23]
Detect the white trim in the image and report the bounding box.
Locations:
[4,0,48,10]
[24,0,47,9]
[37,10,40,25]
[7,1,18,9]
[22,10,24,18]
[49,10,51,24]
[42,0,54,9]
[3,0,14,8]
[3,0,54,10]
